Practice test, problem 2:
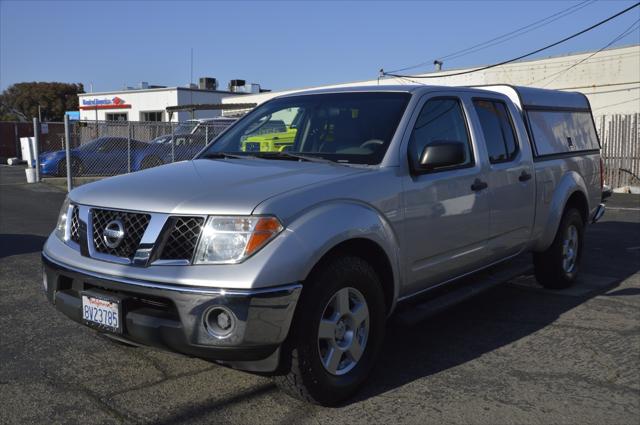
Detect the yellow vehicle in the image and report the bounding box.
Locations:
[241,126,298,152]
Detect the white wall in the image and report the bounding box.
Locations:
[79,88,237,122]
[79,89,179,122]
[174,89,235,121]
[222,45,639,117]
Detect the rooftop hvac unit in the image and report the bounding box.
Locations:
[199,77,218,91]
[228,79,246,92]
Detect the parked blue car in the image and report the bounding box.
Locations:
[39,137,167,176]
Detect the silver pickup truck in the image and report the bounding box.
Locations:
[42,85,605,405]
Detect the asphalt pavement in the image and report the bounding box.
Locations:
[1,165,639,424]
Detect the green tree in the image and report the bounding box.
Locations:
[0,82,84,122]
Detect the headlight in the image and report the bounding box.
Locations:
[54,196,71,242]
[194,216,283,264]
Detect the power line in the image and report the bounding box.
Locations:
[593,96,640,110]
[554,81,640,91]
[575,86,639,95]
[536,19,640,87]
[440,1,597,63]
[387,0,595,73]
[383,2,640,80]
[465,49,639,72]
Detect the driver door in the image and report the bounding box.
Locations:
[96,138,127,175]
[401,94,491,295]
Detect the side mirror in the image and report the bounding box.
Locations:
[411,140,466,173]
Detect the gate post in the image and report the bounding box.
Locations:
[127,121,132,173]
[32,117,40,182]
[64,114,73,192]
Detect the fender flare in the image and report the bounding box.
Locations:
[534,170,589,251]
[256,200,402,313]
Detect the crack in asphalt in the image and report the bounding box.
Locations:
[509,369,640,397]
[40,369,132,424]
[150,382,277,425]
[106,365,220,398]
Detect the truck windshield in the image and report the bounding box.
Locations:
[173,122,198,135]
[199,92,411,165]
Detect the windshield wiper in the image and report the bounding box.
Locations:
[201,152,251,160]
[254,151,338,164]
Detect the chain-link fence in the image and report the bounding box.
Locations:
[37,119,235,181]
[27,112,639,192]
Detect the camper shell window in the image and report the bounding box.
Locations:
[526,109,599,156]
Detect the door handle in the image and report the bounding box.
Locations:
[519,171,532,182]
[471,178,488,192]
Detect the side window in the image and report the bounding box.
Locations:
[527,110,599,156]
[473,100,519,164]
[174,136,188,147]
[410,98,473,169]
[99,139,124,152]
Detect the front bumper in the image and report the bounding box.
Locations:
[42,252,301,372]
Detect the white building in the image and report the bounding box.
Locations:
[79,45,637,122]
[78,80,260,122]
[221,44,639,117]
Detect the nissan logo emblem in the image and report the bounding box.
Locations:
[103,219,125,249]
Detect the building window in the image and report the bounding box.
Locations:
[140,111,164,122]
[105,112,128,121]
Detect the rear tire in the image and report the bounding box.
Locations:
[274,256,386,406]
[534,208,584,289]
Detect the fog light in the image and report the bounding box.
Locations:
[42,269,48,292]
[204,306,236,338]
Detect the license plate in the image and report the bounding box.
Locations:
[81,292,122,333]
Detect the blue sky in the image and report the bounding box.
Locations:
[1,0,638,93]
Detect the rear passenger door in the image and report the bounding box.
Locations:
[471,98,535,259]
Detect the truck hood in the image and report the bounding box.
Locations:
[70,158,368,215]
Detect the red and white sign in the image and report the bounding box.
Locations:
[80,96,132,110]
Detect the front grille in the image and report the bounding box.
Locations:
[70,207,80,243]
[158,217,204,260]
[91,209,150,258]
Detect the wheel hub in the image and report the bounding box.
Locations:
[317,287,370,376]
[334,319,347,341]
[562,224,579,273]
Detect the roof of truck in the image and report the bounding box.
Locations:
[473,85,591,111]
[276,84,591,112]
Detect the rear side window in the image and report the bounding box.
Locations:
[473,100,518,164]
[527,110,599,156]
[410,98,473,168]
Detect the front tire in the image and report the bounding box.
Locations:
[534,208,584,289]
[57,158,82,177]
[275,256,386,406]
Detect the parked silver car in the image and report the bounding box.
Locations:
[42,85,605,405]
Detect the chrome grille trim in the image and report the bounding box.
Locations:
[71,205,205,266]
[158,216,204,261]
[70,207,81,243]
[91,209,151,259]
